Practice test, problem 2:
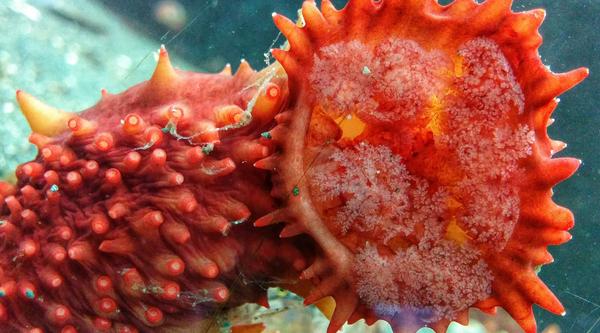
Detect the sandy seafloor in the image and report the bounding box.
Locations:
[0,0,599,332]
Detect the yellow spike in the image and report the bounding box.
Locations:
[16,90,73,136]
[219,63,232,76]
[148,45,178,91]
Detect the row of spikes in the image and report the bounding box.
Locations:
[15,45,284,140]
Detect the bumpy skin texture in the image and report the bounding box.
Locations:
[0,1,588,333]
[258,0,588,333]
[0,51,310,332]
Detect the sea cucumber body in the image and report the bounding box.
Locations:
[0,1,589,332]
[0,52,307,332]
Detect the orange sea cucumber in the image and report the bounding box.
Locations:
[0,1,588,332]
[259,0,587,332]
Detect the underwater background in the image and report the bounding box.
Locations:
[0,0,598,332]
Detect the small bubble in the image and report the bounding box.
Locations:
[362,65,372,75]
[65,52,79,65]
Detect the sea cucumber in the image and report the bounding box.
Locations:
[0,1,588,333]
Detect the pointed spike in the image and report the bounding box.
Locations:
[550,140,567,154]
[524,8,546,30]
[219,63,232,76]
[494,278,537,333]
[455,309,469,326]
[302,1,327,35]
[473,0,514,27]
[520,274,565,315]
[542,157,581,186]
[532,67,589,106]
[326,292,358,333]
[235,59,254,78]
[253,155,279,171]
[430,319,451,333]
[514,225,572,246]
[16,90,73,136]
[146,45,178,95]
[321,0,339,23]
[273,13,311,56]
[99,236,135,255]
[271,49,299,75]
[279,223,304,238]
[254,209,285,227]
[199,158,236,179]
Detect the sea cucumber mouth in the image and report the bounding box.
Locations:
[261,0,588,332]
[304,37,531,253]
[300,35,533,323]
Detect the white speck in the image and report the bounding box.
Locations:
[116,55,132,69]
[65,52,79,65]
[5,64,18,75]
[9,1,41,21]
[3,102,15,114]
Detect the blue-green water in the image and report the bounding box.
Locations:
[1,1,598,332]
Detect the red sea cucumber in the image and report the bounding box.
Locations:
[1,48,307,332]
[0,1,588,333]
